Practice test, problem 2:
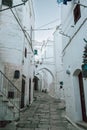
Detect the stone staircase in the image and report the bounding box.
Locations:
[0,70,21,122]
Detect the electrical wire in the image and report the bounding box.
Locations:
[0,2,25,12]
[14,7,33,46]
[0,1,33,51]
[10,8,33,52]
[32,28,54,31]
[36,18,59,29]
[43,57,54,59]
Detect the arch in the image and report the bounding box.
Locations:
[73,69,87,121]
[36,67,54,80]
[73,69,81,76]
[33,76,39,90]
[73,69,82,121]
[35,67,55,93]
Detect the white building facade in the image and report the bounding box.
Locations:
[0,0,35,115]
[61,0,87,122]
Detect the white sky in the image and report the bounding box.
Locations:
[33,0,61,42]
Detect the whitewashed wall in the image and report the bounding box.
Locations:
[0,0,35,106]
[53,27,64,99]
[62,0,87,121]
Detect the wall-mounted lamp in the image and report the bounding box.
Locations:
[71,25,74,28]
[66,66,71,75]
[66,69,71,75]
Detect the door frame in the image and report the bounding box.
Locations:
[78,72,87,122]
[29,78,31,104]
[20,76,26,108]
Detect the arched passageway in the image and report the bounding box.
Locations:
[33,76,39,91]
[34,67,55,97]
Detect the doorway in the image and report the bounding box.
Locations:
[20,78,25,108]
[29,78,31,104]
[78,72,87,122]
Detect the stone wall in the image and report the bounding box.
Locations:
[4,62,22,91]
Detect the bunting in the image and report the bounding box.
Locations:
[57,0,72,5]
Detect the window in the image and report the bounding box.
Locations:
[25,48,27,58]
[73,4,81,24]
[2,0,13,7]
[8,91,14,99]
[14,70,20,79]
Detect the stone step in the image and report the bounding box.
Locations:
[4,107,14,121]
[2,98,9,103]
[0,92,3,101]
[0,92,3,97]
[8,102,14,109]
[76,121,87,130]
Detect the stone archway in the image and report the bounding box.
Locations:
[35,67,55,96]
[37,67,54,80]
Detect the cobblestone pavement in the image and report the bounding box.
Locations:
[0,91,84,130]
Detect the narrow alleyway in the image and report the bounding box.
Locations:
[0,91,84,130]
[17,91,66,130]
[17,92,84,130]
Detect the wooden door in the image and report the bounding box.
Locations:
[78,72,87,122]
[29,78,31,104]
[20,79,25,108]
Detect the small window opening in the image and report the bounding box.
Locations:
[25,48,27,58]
[14,70,20,79]
[8,91,14,99]
[2,0,13,7]
[73,4,81,24]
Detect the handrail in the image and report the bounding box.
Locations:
[0,89,20,112]
[0,70,21,93]
[65,116,82,130]
[62,18,87,52]
[0,70,21,118]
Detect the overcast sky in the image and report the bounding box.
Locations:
[33,0,61,42]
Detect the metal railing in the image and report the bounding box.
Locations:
[0,70,21,120]
[65,116,85,130]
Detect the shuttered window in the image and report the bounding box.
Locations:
[73,4,81,24]
[25,48,27,58]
